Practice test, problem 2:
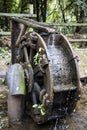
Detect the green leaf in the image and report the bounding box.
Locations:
[27,64,31,68]
[40,109,46,115]
[38,105,42,109]
[32,104,38,108]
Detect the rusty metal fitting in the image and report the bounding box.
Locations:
[27,39,36,49]
[42,93,49,106]
[39,89,46,102]
[21,35,27,42]
[30,32,38,42]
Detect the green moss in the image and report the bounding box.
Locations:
[0,79,4,84]
[19,68,26,94]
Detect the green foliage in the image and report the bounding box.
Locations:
[0,0,19,30]
[34,52,42,67]
[73,44,79,50]
[0,47,11,65]
[0,47,9,59]
[47,0,87,33]
[34,48,44,67]
[27,64,31,68]
[0,0,31,30]
[32,104,46,116]
[0,79,4,84]
[0,0,87,33]
[0,46,9,54]
[0,94,6,99]
[0,46,8,52]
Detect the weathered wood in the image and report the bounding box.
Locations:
[21,17,53,28]
[11,17,56,33]
[69,39,87,42]
[48,23,87,27]
[0,13,36,18]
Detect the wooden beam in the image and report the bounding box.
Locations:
[11,17,55,33]
[20,17,52,27]
[48,23,87,27]
[0,13,36,18]
[69,39,87,42]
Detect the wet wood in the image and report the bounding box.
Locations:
[54,84,77,92]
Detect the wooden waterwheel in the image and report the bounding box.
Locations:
[7,19,80,124]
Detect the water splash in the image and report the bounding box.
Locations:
[47,33,55,45]
[54,117,69,130]
[53,105,69,130]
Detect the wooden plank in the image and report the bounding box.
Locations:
[69,39,87,42]
[0,13,36,18]
[48,23,87,27]
[11,17,55,33]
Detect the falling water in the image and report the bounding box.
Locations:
[52,33,55,45]
[47,33,74,130]
[53,109,69,130]
[47,33,55,45]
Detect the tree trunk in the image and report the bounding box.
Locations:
[41,0,47,22]
[36,0,40,21]
[3,0,8,30]
[20,0,28,13]
[21,0,25,13]
[75,0,84,33]
[33,0,47,22]
[58,0,66,23]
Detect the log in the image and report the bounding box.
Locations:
[20,17,53,28]
[48,23,87,27]
[0,13,36,18]
[11,17,56,33]
[69,39,87,42]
